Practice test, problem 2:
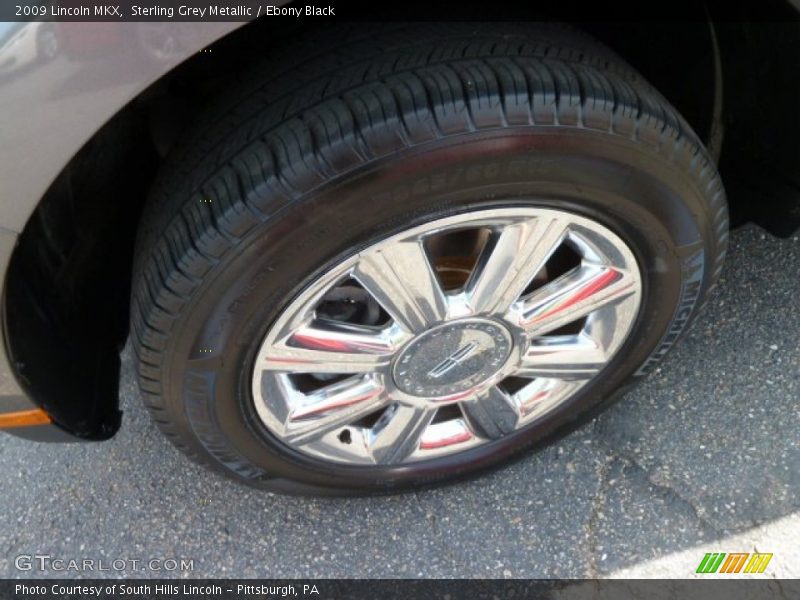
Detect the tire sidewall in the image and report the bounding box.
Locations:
[161,127,714,492]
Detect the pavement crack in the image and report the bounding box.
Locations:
[611,449,723,537]
[586,452,614,577]
[413,491,440,536]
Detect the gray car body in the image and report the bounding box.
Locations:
[0,22,246,435]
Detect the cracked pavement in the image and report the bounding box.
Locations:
[0,224,798,578]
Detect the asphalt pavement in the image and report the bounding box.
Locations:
[1,224,798,579]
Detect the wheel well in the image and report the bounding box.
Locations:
[3,14,793,439]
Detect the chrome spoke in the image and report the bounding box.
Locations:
[262,321,399,374]
[354,240,447,333]
[284,376,387,445]
[417,418,476,452]
[368,404,436,465]
[516,264,637,336]
[461,386,520,439]
[516,333,606,380]
[509,378,583,423]
[466,216,567,316]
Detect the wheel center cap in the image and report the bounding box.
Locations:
[392,319,513,398]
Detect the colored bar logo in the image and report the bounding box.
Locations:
[696,552,773,574]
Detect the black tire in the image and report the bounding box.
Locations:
[131,23,727,494]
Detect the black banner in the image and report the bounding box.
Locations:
[2,0,800,22]
[2,580,800,600]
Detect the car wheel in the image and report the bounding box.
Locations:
[131,23,727,494]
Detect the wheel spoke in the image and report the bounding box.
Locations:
[517,264,636,336]
[284,376,386,445]
[466,216,567,316]
[461,386,520,439]
[354,240,447,333]
[509,378,583,422]
[418,418,476,451]
[516,334,606,380]
[368,404,436,465]
[262,320,398,374]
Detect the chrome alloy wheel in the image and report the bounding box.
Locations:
[252,208,642,466]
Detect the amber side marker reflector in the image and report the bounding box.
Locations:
[0,408,51,429]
